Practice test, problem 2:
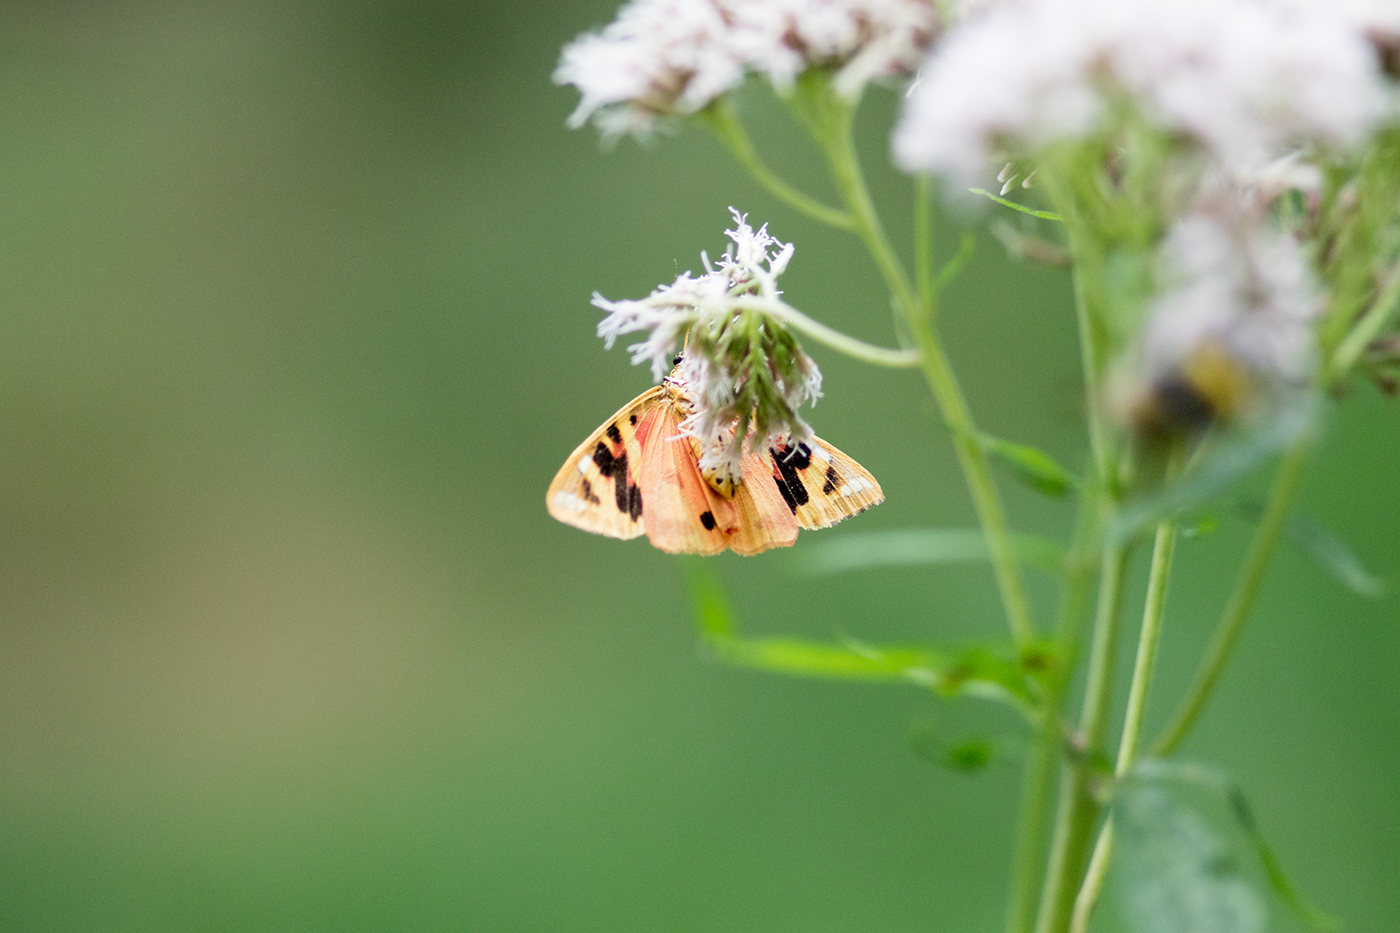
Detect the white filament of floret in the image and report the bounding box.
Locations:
[894,0,1388,183]
[554,0,746,137]
[593,209,822,479]
[1143,214,1319,383]
[595,208,796,377]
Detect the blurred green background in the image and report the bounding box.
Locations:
[2,2,1397,931]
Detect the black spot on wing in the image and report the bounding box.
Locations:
[606,423,623,445]
[629,413,638,425]
[822,465,840,496]
[772,474,798,513]
[769,443,810,508]
[593,440,642,522]
[699,510,716,530]
[581,479,601,505]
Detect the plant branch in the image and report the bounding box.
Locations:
[698,99,855,230]
[1069,514,1179,933]
[1330,259,1400,377]
[1034,541,1131,933]
[733,296,923,367]
[1148,436,1313,757]
[791,75,1036,647]
[1005,494,1101,933]
[916,174,935,315]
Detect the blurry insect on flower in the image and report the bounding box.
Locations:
[1115,211,1321,439]
[546,211,883,555]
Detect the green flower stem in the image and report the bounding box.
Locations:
[732,297,922,368]
[1036,166,1116,487]
[1034,541,1132,933]
[1330,259,1400,376]
[1148,437,1313,757]
[915,174,935,315]
[697,99,856,230]
[1005,497,1101,933]
[1068,516,1179,933]
[794,77,1035,647]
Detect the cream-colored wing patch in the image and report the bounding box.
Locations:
[546,386,663,540]
[767,438,884,531]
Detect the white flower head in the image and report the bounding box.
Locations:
[594,209,822,481]
[557,0,944,139]
[1144,214,1318,381]
[894,0,1389,184]
[1114,209,1320,435]
[554,0,747,138]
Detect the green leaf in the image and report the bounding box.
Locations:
[795,528,1066,577]
[1110,402,1316,543]
[1285,513,1386,598]
[908,725,1011,774]
[685,558,736,640]
[977,432,1080,497]
[684,564,1044,712]
[968,188,1064,221]
[1112,780,1266,933]
[1123,761,1337,932]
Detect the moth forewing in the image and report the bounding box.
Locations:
[545,386,663,540]
[633,401,732,555]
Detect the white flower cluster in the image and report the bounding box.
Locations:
[893,0,1390,183]
[1141,214,1319,388]
[595,210,822,479]
[596,209,796,378]
[556,0,941,138]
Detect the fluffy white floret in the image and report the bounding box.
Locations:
[894,0,1389,183]
[1143,214,1319,383]
[557,0,942,138]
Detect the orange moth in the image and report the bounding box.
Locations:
[546,362,883,555]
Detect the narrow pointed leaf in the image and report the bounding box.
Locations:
[684,566,1042,710]
[1110,403,1315,543]
[1285,513,1386,597]
[978,432,1080,496]
[797,528,1065,576]
[969,188,1063,221]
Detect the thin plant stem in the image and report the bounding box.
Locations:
[1034,541,1132,933]
[915,174,935,316]
[697,99,855,230]
[1148,437,1313,757]
[1330,260,1400,376]
[1069,515,1179,933]
[798,79,1036,647]
[1005,495,1101,933]
[733,297,922,368]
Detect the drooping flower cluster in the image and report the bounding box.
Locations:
[556,0,942,138]
[595,210,822,481]
[893,0,1391,184]
[1113,211,1320,432]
